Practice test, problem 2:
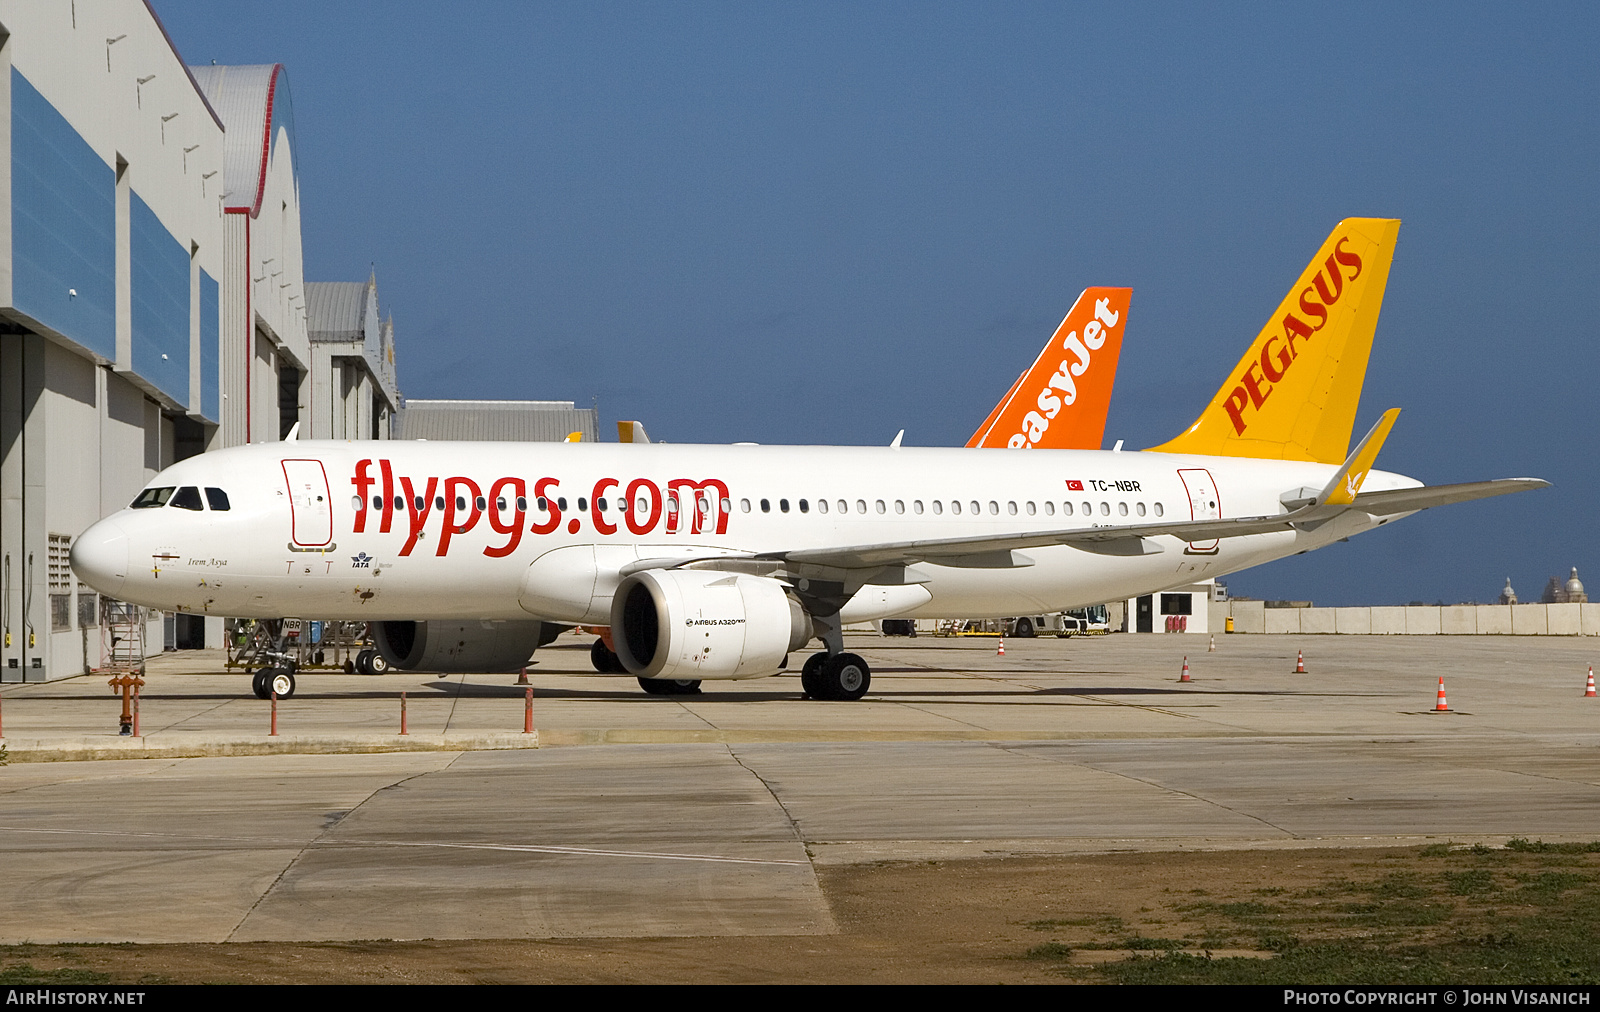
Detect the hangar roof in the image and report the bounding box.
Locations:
[396,401,600,443]
[186,63,298,216]
[306,280,371,343]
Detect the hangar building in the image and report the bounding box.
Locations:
[0,1,396,679]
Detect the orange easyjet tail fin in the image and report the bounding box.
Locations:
[967,287,1131,450]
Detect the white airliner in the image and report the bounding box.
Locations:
[71,219,1545,701]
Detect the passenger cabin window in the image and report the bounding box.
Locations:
[913,500,923,514]
[434,496,445,511]
[760,499,770,513]
[818,499,829,514]
[932,501,943,515]
[170,486,204,511]
[837,499,847,514]
[1154,502,1165,517]
[131,487,175,509]
[799,499,809,513]
[951,501,962,515]
[204,488,231,511]
[875,500,885,514]
[740,499,751,512]
[1063,502,1073,516]
[779,499,790,513]
[516,497,528,511]
[1044,501,1054,516]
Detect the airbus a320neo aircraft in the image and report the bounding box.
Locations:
[72,219,1545,701]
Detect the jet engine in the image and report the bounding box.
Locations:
[373,619,561,673]
[611,570,811,680]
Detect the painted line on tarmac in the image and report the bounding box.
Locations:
[0,824,807,868]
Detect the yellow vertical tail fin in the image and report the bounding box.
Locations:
[1148,218,1400,463]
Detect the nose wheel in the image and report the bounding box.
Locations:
[251,664,297,699]
[800,651,871,701]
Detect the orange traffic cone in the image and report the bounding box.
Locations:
[1294,649,1306,674]
[997,637,1005,657]
[1179,656,1191,683]
[1433,675,1450,712]
[1585,666,1595,698]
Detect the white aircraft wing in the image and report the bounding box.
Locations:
[758,478,1548,571]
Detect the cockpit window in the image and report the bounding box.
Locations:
[131,487,175,509]
[170,486,204,511]
[205,487,231,511]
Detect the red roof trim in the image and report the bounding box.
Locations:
[243,64,285,219]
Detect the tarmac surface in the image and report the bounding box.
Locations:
[0,632,1596,943]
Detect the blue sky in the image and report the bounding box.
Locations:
[157,1,1597,606]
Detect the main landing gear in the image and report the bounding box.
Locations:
[799,651,871,701]
[637,676,702,695]
[354,648,390,675]
[590,638,626,673]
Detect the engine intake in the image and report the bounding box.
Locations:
[373,620,560,673]
[611,570,810,679]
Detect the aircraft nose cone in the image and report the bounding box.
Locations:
[71,520,128,597]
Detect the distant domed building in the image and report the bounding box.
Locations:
[1540,567,1588,604]
[1498,578,1518,605]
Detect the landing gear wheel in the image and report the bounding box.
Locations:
[1015,617,1035,638]
[591,639,624,673]
[817,653,871,701]
[800,651,828,699]
[355,649,374,674]
[267,666,297,699]
[366,651,390,675]
[250,670,270,699]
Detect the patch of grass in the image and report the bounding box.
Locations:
[1340,901,1453,927]
[1364,873,1430,900]
[1218,901,1271,919]
[1253,886,1287,896]
[1445,869,1496,895]
[1024,916,1115,931]
[1508,838,1600,855]
[0,963,112,985]
[1512,871,1587,902]
[1040,841,1600,985]
[1023,942,1073,961]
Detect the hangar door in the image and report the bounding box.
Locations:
[282,459,333,547]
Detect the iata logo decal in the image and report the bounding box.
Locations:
[1224,237,1364,435]
[351,552,373,568]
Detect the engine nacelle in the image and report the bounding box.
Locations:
[611,570,810,680]
[373,620,560,673]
